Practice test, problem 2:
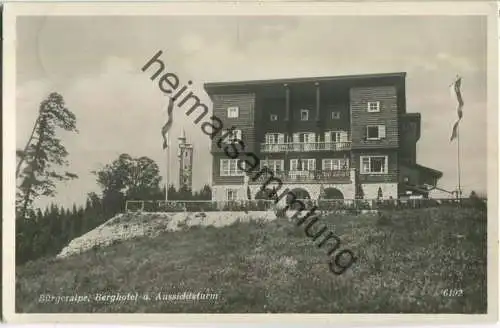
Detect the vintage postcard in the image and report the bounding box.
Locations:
[2,1,498,325]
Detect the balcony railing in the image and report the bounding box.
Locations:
[251,169,351,184]
[260,141,351,153]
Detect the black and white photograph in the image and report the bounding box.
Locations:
[3,1,498,324]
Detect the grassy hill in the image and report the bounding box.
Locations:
[16,207,487,313]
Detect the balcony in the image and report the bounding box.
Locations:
[260,141,351,153]
[250,169,352,184]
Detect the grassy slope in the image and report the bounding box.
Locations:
[16,207,487,313]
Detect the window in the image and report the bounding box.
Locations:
[366,125,386,140]
[222,129,242,143]
[331,111,341,119]
[292,132,316,143]
[290,158,316,171]
[360,156,388,174]
[367,101,380,112]
[270,114,278,121]
[322,158,349,171]
[260,159,284,173]
[227,106,239,118]
[325,131,341,143]
[265,133,285,144]
[226,188,238,201]
[220,159,245,176]
[300,109,309,121]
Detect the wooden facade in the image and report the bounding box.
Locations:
[204,72,441,199]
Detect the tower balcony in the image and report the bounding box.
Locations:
[250,169,353,184]
[260,141,351,153]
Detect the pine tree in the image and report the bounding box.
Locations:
[16,93,78,219]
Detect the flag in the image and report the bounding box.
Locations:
[161,97,175,149]
[450,76,464,142]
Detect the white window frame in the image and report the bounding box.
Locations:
[290,158,316,171]
[360,155,388,174]
[226,188,238,201]
[220,159,245,176]
[260,159,284,173]
[367,101,381,113]
[270,114,278,121]
[300,109,309,121]
[293,132,316,143]
[227,106,239,118]
[322,158,349,171]
[331,111,341,119]
[366,125,386,140]
[265,133,285,144]
[325,131,342,143]
[222,129,242,144]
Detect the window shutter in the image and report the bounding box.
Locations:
[361,157,370,173]
[238,160,245,174]
[265,133,274,144]
[364,126,368,140]
[278,133,285,144]
[308,133,316,143]
[293,133,300,143]
[341,131,348,142]
[378,125,386,139]
[324,132,331,142]
[221,159,228,176]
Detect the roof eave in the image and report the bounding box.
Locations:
[203,72,407,94]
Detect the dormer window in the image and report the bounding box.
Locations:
[367,101,380,113]
[300,109,309,121]
[270,114,278,121]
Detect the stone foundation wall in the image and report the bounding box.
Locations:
[212,170,356,202]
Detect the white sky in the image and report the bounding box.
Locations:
[16,15,487,208]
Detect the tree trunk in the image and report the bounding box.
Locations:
[20,117,46,219]
[16,115,40,179]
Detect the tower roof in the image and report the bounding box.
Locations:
[178,128,186,141]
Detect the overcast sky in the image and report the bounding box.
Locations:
[16,15,487,209]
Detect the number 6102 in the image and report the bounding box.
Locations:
[442,289,463,297]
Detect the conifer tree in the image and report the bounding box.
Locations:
[16,93,78,219]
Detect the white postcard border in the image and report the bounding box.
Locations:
[2,1,498,324]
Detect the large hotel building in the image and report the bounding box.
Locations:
[203,72,442,201]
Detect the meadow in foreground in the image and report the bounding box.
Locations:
[16,207,487,313]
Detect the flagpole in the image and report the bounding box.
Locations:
[457,124,462,199]
[165,135,170,202]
